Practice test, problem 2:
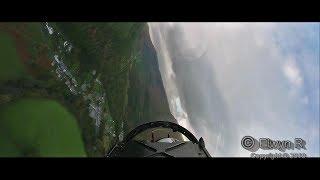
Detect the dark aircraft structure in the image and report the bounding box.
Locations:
[107,121,211,157]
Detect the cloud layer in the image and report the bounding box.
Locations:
[148,23,319,157]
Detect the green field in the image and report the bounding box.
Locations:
[0,31,26,83]
[0,22,171,157]
[0,23,145,156]
[0,25,87,156]
[0,98,85,157]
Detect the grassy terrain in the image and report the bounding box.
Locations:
[0,22,146,156]
[0,23,90,156]
[0,98,85,157]
[126,26,176,133]
[0,31,26,82]
[0,22,174,157]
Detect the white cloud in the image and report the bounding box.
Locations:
[149,23,320,157]
[283,58,303,88]
[301,96,309,105]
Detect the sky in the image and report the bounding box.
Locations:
[148,22,319,157]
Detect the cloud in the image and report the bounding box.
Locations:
[301,96,309,105]
[283,58,303,88]
[149,23,320,157]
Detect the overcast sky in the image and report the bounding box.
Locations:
[148,23,319,157]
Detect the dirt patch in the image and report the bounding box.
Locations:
[0,23,52,78]
[34,44,52,70]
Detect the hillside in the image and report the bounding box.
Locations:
[0,22,175,157]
